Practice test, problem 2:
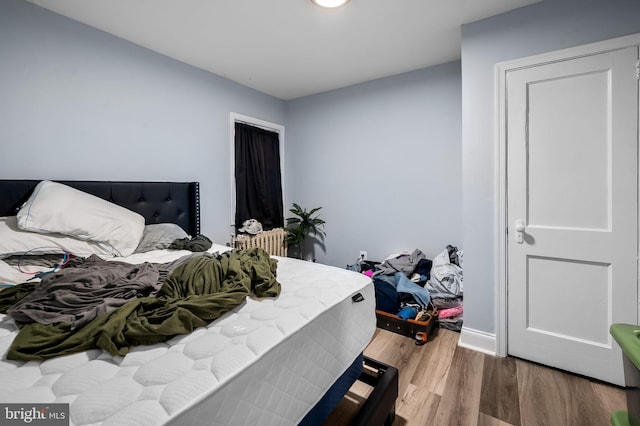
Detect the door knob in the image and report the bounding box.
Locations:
[514,219,525,243]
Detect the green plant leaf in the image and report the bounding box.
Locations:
[284,202,326,259]
[308,207,322,216]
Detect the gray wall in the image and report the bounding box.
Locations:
[286,62,462,267]
[0,0,286,244]
[461,0,640,334]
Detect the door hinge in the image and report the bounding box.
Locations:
[636,59,640,80]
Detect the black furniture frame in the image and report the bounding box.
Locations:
[352,356,399,426]
[0,180,200,237]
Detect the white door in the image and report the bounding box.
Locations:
[506,46,639,385]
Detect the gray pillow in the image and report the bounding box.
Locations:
[134,223,189,253]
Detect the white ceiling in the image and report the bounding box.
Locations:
[26,0,540,100]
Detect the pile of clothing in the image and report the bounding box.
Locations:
[357,245,463,331]
[426,246,463,331]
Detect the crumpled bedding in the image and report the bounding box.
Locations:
[6,254,190,329]
[167,234,213,252]
[0,248,280,361]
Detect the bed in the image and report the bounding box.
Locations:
[0,180,397,426]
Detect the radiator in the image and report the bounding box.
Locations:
[234,228,288,257]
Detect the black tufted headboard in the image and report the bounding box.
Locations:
[0,180,200,237]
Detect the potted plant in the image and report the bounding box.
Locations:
[284,203,326,260]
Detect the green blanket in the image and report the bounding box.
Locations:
[0,248,280,361]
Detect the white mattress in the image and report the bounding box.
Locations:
[0,244,376,425]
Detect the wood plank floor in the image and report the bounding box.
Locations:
[324,328,627,426]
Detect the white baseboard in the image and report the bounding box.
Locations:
[458,326,497,356]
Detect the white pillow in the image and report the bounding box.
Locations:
[16,181,145,257]
[0,216,115,259]
[134,223,189,253]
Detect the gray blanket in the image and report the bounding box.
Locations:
[374,249,426,276]
[1,248,280,360]
[7,255,191,330]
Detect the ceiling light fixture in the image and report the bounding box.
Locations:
[311,0,350,8]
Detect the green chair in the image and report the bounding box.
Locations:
[610,324,640,426]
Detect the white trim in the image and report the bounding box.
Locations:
[459,326,497,356]
[229,113,286,237]
[495,33,640,359]
[495,59,508,357]
[637,47,640,328]
[496,33,640,75]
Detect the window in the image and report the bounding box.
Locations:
[229,113,285,232]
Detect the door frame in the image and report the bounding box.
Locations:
[495,33,640,357]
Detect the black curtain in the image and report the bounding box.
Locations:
[235,122,284,231]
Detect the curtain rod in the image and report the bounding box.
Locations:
[234,119,280,133]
